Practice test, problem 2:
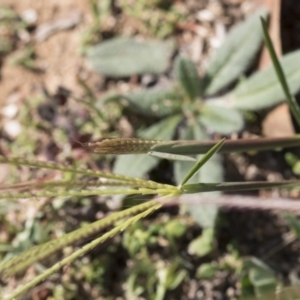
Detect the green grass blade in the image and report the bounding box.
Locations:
[166,194,300,212]
[179,139,225,186]
[82,136,300,155]
[3,202,163,300]
[0,199,160,279]
[151,136,300,155]
[147,151,196,161]
[76,76,106,121]
[181,180,300,193]
[261,17,300,126]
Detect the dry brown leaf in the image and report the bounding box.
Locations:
[262,103,295,137]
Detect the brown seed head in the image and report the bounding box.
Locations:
[83,138,162,154]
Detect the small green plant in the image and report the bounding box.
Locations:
[2,12,300,300]
[1,136,300,299]
[0,5,37,71]
[9,46,37,71]
[86,8,300,227]
[87,37,175,77]
[118,0,184,38]
[112,7,300,179]
[80,0,113,50]
[0,6,26,56]
[86,8,300,181]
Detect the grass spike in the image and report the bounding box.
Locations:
[0,179,129,191]
[0,187,176,200]
[0,199,161,279]
[83,137,163,154]
[0,179,176,192]
[0,155,173,190]
[3,202,163,300]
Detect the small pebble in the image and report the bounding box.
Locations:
[21,9,38,25]
[3,120,22,138]
[197,10,214,22]
[1,104,18,118]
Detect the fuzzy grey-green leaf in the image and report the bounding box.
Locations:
[198,102,244,134]
[124,88,182,117]
[204,8,268,95]
[245,257,277,297]
[113,154,158,178]
[87,37,174,77]
[138,114,182,140]
[229,50,300,110]
[174,55,202,99]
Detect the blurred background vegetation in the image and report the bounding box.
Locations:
[2,0,300,299]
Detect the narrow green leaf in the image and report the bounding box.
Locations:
[181,180,300,194]
[124,88,182,117]
[198,102,244,134]
[174,127,195,182]
[180,138,225,186]
[147,151,196,161]
[166,195,300,212]
[174,124,223,227]
[174,55,202,99]
[189,126,224,228]
[87,37,174,77]
[261,17,300,127]
[204,8,268,95]
[151,135,300,155]
[84,136,300,156]
[76,77,107,122]
[229,50,300,110]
